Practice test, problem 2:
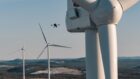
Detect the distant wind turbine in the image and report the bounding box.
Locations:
[21,47,25,79]
[37,23,71,79]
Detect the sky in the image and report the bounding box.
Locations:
[0,0,140,60]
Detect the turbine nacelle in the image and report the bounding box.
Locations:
[66,0,96,32]
[66,0,140,32]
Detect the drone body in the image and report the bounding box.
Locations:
[51,23,60,28]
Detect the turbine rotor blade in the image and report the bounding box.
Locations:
[118,0,140,11]
[85,30,105,79]
[48,44,71,48]
[37,45,48,59]
[98,24,118,79]
[39,23,48,44]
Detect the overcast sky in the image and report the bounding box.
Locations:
[0,0,140,60]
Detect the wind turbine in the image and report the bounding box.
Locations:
[66,0,140,79]
[21,47,25,79]
[37,23,71,79]
[5,47,26,79]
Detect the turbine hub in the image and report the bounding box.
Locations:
[91,0,123,26]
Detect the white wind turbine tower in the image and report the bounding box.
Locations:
[66,0,140,79]
[37,23,71,79]
[21,47,25,79]
[5,47,26,79]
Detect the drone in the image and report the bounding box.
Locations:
[51,23,60,28]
